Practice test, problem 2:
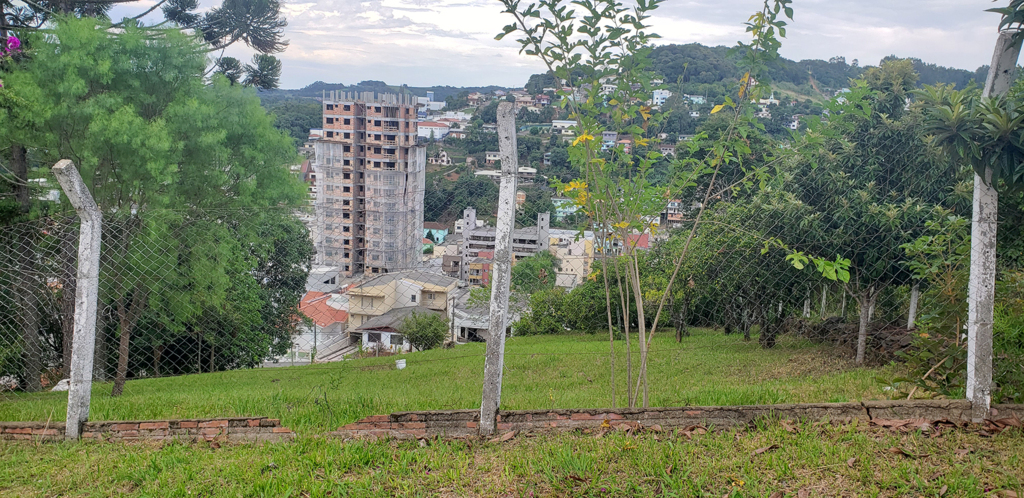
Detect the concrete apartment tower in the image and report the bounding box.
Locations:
[313,91,426,277]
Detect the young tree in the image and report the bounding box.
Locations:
[400,312,447,351]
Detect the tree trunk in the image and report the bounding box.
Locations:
[841,292,847,320]
[742,306,751,342]
[759,303,778,349]
[820,285,827,319]
[802,294,811,318]
[111,287,146,397]
[907,282,920,330]
[111,313,132,397]
[94,306,109,381]
[855,288,874,365]
[14,226,42,391]
[152,345,163,377]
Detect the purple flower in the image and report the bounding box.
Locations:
[3,36,20,54]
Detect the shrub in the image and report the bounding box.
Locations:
[400,312,447,351]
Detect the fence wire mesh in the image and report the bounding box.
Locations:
[1,89,1023,418]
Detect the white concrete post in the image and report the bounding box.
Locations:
[967,29,1021,423]
[907,282,920,330]
[51,160,102,440]
[479,102,518,435]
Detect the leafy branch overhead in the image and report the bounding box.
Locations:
[1,0,288,90]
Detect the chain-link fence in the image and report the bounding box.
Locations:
[1,87,1022,420]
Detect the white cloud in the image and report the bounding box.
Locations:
[111,0,1006,89]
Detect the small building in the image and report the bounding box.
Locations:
[652,89,672,106]
[485,151,501,165]
[355,306,444,353]
[423,221,449,243]
[659,144,676,157]
[427,149,454,166]
[418,121,451,140]
[551,120,576,136]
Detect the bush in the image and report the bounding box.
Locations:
[400,312,447,351]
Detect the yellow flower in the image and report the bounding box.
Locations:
[919,333,930,339]
[635,137,650,147]
[572,131,595,146]
[564,180,588,192]
[613,221,630,229]
[639,106,652,120]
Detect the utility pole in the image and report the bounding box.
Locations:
[479,102,518,436]
[52,160,102,440]
[968,28,1021,423]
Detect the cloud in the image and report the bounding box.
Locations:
[111,0,1005,89]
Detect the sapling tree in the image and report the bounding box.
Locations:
[496,0,846,407]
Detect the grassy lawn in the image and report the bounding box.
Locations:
[2,423,1022,497]
[0,329,897,435]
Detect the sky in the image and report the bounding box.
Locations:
[113,0,1006,89]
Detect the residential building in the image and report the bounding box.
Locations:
[684,94,706,105]
[423,221,449,243]
[454,216,485,234]
[466,255,493,287]
[485,151,501,164]
[535,94,551,107]
[548,228,595,289]
[551,120,576,136]
[427,149,453,166]
[652,89,672,106]
[347,270,459,351]
[689,111,700,118]
[418,121,450,140]
[461,207,549,261]
[313,91,426,277]
[661,199,685,227]
[659,144,676,157]
[467,92,487,107]
[551,197,580,221]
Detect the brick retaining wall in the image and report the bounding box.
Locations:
[331,401,1024,440]
[0,417,295,443]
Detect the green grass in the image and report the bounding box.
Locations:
[2,423,1022,497]
[0,329,897,434]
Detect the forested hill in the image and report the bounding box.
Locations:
[261,80,510,103]
[527,43,987,100]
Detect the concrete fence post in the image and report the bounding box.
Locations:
[479,102,518,435]
[968,29,1021,423]
[51,160,102,440]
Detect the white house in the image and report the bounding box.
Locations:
[652,89,672,106]
[551,120,576,135]
[418,121,450,140]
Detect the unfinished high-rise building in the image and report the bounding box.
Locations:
[312,91,425,277]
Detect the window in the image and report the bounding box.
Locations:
[361,297,374,307]
[326,131,334,138]
[410,294,417,303]
[343,105,350,111]
[343,145,351,152]
[326,117,334,124]
[372,254,380,261]
[343,173,351,179]
[343,186,351,193]
[390,334,404,346]
[343,133,350,139]
[326,104,334,110]
[343,252,350,258]
[343,226,350,233]
[427,293,436,300]
[368,332,381,343]
[344,118,351,125]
